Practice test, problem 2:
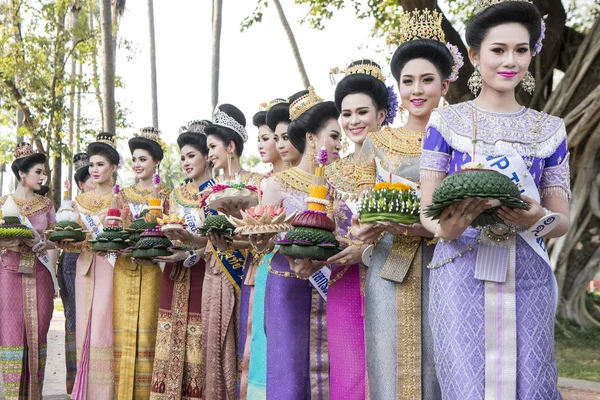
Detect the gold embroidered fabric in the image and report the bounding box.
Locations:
[370,126,426,172]
[379,235,421,283]
[325,154,376,201]
[121,183,171,206]
[275,167,314,194]
[0,194,53,217]
[74,191,113,215]
[172,183,201,209]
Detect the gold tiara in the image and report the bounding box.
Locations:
[330,59,385,84]
[96,133,116,149]
[136,127,167,153]
[289,86,323,121]
[474,0,532,15]
[387,8,445,46]
[260,98,287,111]
[14,142,35,160]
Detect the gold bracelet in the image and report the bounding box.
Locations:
[328,265,351,286]
[344,231,364,248]
[267,264,308,280]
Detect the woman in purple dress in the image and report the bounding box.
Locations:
[420,2,570,398]
[259,88,342,399]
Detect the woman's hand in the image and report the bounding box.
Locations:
[0,238,22,250]
[154,249,189,263]
[118,248,133,256]
[497,195,545,228]
[23,230,43,250]
[55,240,73,249]
[380,222,433,238]
[326,240,363,266]
[163,229,191,242]
[131,258,156,266]
[217,200,249,219]
[208,233,230,251]
[350,214,386,244]
[437,198,493,241]
[248,233,276,252]
[285,256,326,279]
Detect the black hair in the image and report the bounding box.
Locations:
[466,2,541,52]
[11,143,47,181]
[266,102,290,132]
[74,166,91,187]
[252,111,267,128]
[390,39,454,82]
[287,92,340,153]
[177,131,209,157]
[34,185,50,197]
[205,104,246,157]
[334,60,388,112]
[87,132,120,165]
[128,129,164,162]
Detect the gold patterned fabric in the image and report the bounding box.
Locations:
[324,155,376,201]
[113,184,171,400]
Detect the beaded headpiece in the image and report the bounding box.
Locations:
[186,120,210,134]
[329,59,386,85]
[260,98,287,112]
[389,8,463,82]
[14,142,35,160]
[96,132,117,149]
[212,105,249,143]
[289,86,324,121]
[134,126,167,153]
[73,152,89,170]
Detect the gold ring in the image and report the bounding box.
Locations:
[340,257,348,264]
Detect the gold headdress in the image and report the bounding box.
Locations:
[14,142,35,160]
[96,133,117,149]
[329,59,386,85]
[289,86,324,121]
[474,0,532,15]
[260,98,287,111]
[135,127,167,153]
[387,8,445,46]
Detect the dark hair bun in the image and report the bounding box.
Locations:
[266,102,290,131]
[287,101,340,154]
[205,104,247,157]
[252,111,267,128]
[466,2,541,51]
[11,145,46,181]
[177,131,209,156]
[128,135,164,161]
[74,166,90,186]
[334,60,388,112]
[390,39,454,81]
[87,132,120,166]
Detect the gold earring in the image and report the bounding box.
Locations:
[468,65,482,95]
[307,142,316,168]
[398,105,406,120]
[521,71,535,95]
[110,176,115,187]
[442,97,449,107]
[342,137,349,155]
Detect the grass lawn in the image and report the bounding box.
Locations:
[555,320,600,382]
[54,298,64,312]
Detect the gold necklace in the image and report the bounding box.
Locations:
[11,195,49,216]
[325,155,376,200]
[277,167,313,193]
[122,183,170,204]
[371,125,425,156]
[174,183,201,208]
[75,191,113,214]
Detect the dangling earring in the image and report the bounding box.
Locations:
[398,105,406,120]
[342,137,349,155]
[521,71,535,95]
[442,97,449,107]
[227,151,233,178]
[468,65,483,95]
[307,142,316,169]
[109,176,115,187]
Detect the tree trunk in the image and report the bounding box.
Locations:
[76,60,83,153]
[100,0,116,133]
[89,4,104,126]
[272,0,310,89]
[147,0,158,128]
[211,0,223,112]
[67,6,80,200]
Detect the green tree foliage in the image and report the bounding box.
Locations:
[241,154,261,171]
[161,143,186,189]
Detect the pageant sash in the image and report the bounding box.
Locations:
[19,215,60,294]
[182,206,202,234]
[80,213,117,266]
[210,244,246,292]
[128,201,146,220]
[309,267,331,301]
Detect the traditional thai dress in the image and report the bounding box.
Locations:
[72,190,115,400]
[264,167,330,400]
[0,195,56,400]
[113,183,171,400]
[323,155,375,399]
[150,180,211,400]
[359,127,441,399]
[57,249,79,393]
[202,172,259,400]
[421,102,570,399]
[240,170,275,400]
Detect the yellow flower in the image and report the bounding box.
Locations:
[374,182,412,191]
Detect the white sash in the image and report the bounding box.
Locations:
[129,202,146,220]
[181,205,203,235]
[309,267,331,301]
[19,215,59,294]
[79,212,116,267]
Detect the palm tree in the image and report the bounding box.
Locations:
[211,0,223,112]
[147,0,158,128]
[99,0,116,133]
[272,0,310,88]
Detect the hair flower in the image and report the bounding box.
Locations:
[384,86,398,126]
[316,145,329,165]
[113,184,120,195]
[152,173,161,186]
[446,43,464,82]
[533,16,546,56]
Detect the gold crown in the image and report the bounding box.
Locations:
[388,8,445,46]
[330,59,385,84]
[473,0,532,15]
[136,127,167,153]
[289,86,324,121]
[260,98,287,111]
[14,142,35,160]
[96,133,117,149]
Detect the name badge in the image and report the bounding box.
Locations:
[184,252,200,268]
